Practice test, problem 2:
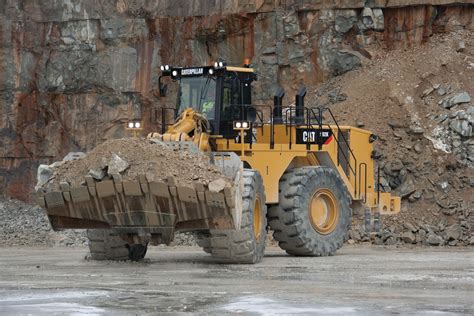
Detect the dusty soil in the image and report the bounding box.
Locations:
[46,137,230,190]
[311,30,473,245]
[0,246,472,314]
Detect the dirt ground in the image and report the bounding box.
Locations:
[0,245,472,315]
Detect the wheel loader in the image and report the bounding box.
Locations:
[37,61,400,263]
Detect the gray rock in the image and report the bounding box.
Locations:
[62,152,86,162]
[208,178,227,193]
[410,126,424,135]
[386,159,404,173]
[445,224,462,241]
[441,92,471,109]
[359,7,384,32]
[450,119,472,137]
[426,233,444,246]
[372,8,384,31]
[401,231,416,244]
[329,51,361,76]
[108,153,129,175]
[437,87,447,96]
[416,230,427,244]
[384,236,397,245]
[398,180,416,198]
[328,89,347,103]
[35,165,54,191]
[88,168,106,181]
[334,10,358,33]
[456,41,465,53]
[414,143,422,154]
[403,222,417,233]
[408,190,422,203]
[349,229,362,241]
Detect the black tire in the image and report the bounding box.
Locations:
[87,229,148,261]
[206,169,267,263]
[268,166,351,256]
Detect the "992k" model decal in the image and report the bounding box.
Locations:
[296,128,333,145]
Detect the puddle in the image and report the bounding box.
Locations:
[0,290,110,315]
[222,296,357,315]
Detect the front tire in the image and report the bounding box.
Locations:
[87,229,148,261]
[205,169,267,263]
[268,166,351,256]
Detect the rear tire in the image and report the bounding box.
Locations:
[194,231,211,254]
[205,169,267,263]
[87,229,148,261]
[268,166,351,256]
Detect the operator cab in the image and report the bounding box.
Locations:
[160,62,256,138]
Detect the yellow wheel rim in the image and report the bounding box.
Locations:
[308,189,339,234]
[253,195,262,241]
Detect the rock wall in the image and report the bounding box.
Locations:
[0,1,473,201]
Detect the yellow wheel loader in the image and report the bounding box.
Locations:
[37,61,400,263]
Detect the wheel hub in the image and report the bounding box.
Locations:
[308,189,339,234]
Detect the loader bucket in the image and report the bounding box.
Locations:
[37,146,243,243]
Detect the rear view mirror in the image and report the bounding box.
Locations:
[246,107,257,122]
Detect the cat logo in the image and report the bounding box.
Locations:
[296,128,333,145]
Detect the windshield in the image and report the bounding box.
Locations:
[177,77,217,120]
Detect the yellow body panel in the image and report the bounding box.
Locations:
[215,124,400,214]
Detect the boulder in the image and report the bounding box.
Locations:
[401,231,416,244]
[329,51,362,76]
[62,152,86,162]
[334,10,358,33]
[441,92,471,109]
[107,153,129,175]
[396,177,416,198]
[445,224,462,241]
[403,222,417,232]
[35,165,54,191]
[408,190,422,203]
[88,168,106,181]
[208,178,227,193]
[426,233,444,246]
[450,119,472,137]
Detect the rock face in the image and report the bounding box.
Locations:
[0,1,473,201]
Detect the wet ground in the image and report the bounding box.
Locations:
[0,246,473,315]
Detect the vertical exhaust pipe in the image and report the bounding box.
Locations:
[295,86,306,125]
[273,87,285,124]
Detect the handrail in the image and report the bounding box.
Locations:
[157,103,364,199]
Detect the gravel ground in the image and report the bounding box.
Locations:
[0,197,87,247]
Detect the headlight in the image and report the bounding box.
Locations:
[160,65,165,71]
[134,122,141,128]
[172,70,178,77]
[236,122,242,128]
[214,61,219,68]
[242,122,249,129]
[208,68,214,75]
[128,122,134,128]
[218,61,224,67]
[165,65,170,71]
